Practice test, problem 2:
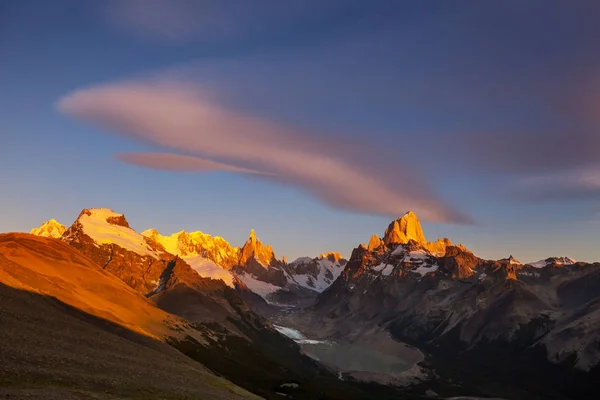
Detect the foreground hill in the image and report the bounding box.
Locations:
[0,233,257,400]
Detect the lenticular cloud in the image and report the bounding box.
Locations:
[57,79,469,223]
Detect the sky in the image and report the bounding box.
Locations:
[2,0,600,262]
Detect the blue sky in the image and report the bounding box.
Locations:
[2,0,600,262]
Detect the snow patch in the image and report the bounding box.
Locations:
[413,264,439,276]
[273,325,328,345]
[183,255,235,287]
[372,263,395,276]
[274,325,305,340]
[237,272,282,298]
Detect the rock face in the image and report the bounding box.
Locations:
[30,219,65,238]
[292,213,600,399]
[238,229,276,267]
[383,211,427,246]
[382,211,452,255]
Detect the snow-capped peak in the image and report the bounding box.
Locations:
[74,208,159,257]
[528,257,577,268]
[30,219,66,239]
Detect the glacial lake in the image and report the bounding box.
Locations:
[274,325,420,374]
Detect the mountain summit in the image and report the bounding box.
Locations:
[380,211,451,255]
[239,229,276,267]
[383,211,427,246]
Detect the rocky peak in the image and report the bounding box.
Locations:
[239,229,276,267]
[30,219,66,239]
[383,211,427,246]
[381,211,454,256]
[424,237,452,255]
[367,234,384,251]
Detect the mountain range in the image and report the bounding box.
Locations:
[1,207,598,398]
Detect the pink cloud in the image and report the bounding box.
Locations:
[57,79,469,223]
[116,152,270,175]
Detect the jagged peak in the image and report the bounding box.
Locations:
[239,229,276,267]
[367,234,383,251]
[379,212,456,256]
[383,211,426,246]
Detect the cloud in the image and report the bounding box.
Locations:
[57,79,469,223]
[516,166,600,201]
[116,152,270,175]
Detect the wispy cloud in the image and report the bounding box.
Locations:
[116,152,270,175]
[516,166,600,201]
[57,79,469,223]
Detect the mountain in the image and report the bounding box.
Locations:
[284,211,600,399]
[30,218,65,238]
